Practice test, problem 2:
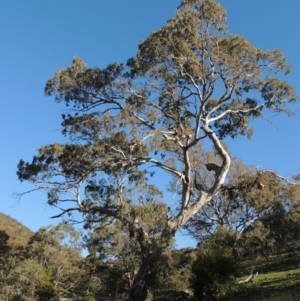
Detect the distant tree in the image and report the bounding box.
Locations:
[186,160,300,255]
[260,192,300,266]
[27,223,84,299]
[17,0,299,300]
[0,230,39,301]
[242,220,275,262]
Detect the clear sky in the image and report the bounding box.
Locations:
[1,1,299,248]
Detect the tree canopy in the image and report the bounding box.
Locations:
[17,1,299,300]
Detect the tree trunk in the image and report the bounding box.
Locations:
[127,259,151,301]
[127,236,167,301]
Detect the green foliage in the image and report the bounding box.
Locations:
[243,221,275,262]
[35,268,56,301]
[0,222,34,300]
[27,223,84,298]
[186,160,300,261]
[0,242,39,301]
[160,248,196,293]
[190,228,239,301]
[83,202,174,299]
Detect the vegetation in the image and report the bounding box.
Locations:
[0,216,85,300]
[2,211,300,300]
[13,0,300,300]
[190,228,240,301]
[0,212,33,247]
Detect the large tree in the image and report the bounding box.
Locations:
[17,0,298,300]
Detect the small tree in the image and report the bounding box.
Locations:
[190,227,239,301]
[17,1,298,300]
[35,268,56,301]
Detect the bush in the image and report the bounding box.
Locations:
[190,228,239,301]
[35,268,56,301]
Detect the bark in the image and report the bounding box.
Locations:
[127,231,168,301]
[127,255,153,301]
[236,272,258,284]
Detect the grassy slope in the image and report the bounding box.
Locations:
[229,249,300,301]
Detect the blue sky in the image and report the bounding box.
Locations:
[1,1,299,248]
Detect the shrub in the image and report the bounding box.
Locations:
[190,228,239,301]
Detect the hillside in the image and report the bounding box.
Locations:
[225,244,300,301]
[0,212,33,247]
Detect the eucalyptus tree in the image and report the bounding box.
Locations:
[17,0,298,300]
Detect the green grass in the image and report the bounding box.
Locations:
[238,269,300,288]
[226,254,300,301]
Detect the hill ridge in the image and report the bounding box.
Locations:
[0,212,33,247]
